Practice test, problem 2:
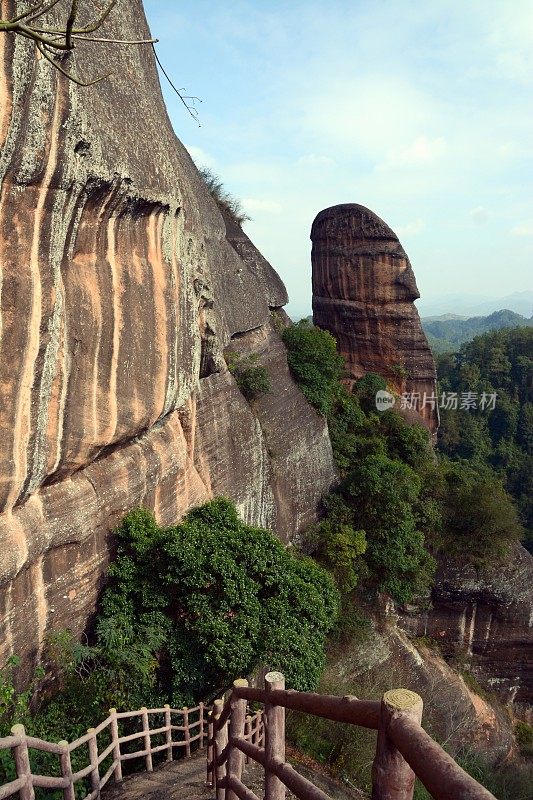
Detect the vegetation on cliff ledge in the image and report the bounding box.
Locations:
[283,319,524,603]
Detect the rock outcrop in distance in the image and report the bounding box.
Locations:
[0,1,335,672]
[311,203,533,712]
[311,204,439,434]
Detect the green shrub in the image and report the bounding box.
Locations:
[199,167,250,225]
[282,320,344,415]
[515,720,533,757]
[226,351,271,401]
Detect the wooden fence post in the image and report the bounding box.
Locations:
[264,671,286,800]
[184,707,191,758]
[206,710,214,787]
[199,702,205,748]
[165,705,173,762]
[244,716,252,764]
[141,708,153,772]
[87,728,100,797]
[109,709,123,783]
[214,698,228,800]
[59,741,75,800]
[225,679,248,800]
[11,724,34,800]
[371,689,423,800]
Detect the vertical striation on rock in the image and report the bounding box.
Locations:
[399,544,533,708]
[0,0,335,672]
[311,203,438,434]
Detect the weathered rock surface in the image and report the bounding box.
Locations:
[399,544,533,710]
[324,617,515,765]
[311,204,438,434]
[0,1,334,671]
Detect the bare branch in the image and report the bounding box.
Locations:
[0,0,152,87]
[64,0,78,49]
[70,34,158,44]
[152,44,202,126]
[17,22,72,49]
[2,0,194,109]
[71,0,117,34]
[8,3,50,24]
[36,40,109,86]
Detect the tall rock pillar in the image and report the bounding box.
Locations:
[311,203,438,435]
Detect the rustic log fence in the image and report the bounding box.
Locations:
[209,671,498,800]
[0,702,207,800]
[0,673,498,800]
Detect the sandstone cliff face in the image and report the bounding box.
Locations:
[311,204,438,434]
[399,544,533,710]
[0,1,335,670]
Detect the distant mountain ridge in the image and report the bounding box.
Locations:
[422,309,532,353]
[416,289,533,318]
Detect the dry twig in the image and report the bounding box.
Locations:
[0,0,157,86]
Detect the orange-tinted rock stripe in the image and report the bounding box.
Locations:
[147,208,169,422]
[6,77,62,509]
[103,209,121,442]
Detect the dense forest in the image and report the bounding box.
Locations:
[437,327,533,551]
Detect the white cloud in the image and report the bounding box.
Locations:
[242,198,283,214]
[185,145,216,168]
[396,219,425,237]
[298,75,438,158]
[379,136,448,170]
[511,222,533,237]
[296,154,336,167]
[470,206,489,224]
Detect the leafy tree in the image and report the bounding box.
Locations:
[338,454,436,602]
[305,519,367,594]
[282,320,344,415]
[283,322,437,603]
[435,461,523,565]
[353,373,387,414]
[101,499,339,703]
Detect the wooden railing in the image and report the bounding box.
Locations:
[0,702,206,800]
[0,675,499,800]
[206,681,264,798]
[208,671,498,800]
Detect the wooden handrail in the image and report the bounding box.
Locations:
[234,685,380,729]
[389,714,497,800]
[0,679,498,800]
[0,703,211,799]
[235,738,332,800]
[228,675,497,800]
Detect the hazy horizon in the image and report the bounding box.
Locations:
[144,1,533,320]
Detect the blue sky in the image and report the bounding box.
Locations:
[143,1,533,319]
